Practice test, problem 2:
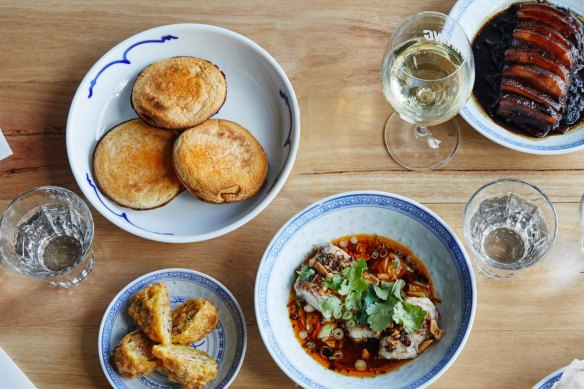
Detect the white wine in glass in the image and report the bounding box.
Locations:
[381,12,475,170]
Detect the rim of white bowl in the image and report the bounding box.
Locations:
[254,190,477,389]
[66,23,300,243]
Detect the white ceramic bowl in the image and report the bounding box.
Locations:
[67,24,300,242]
[255,191,476,388]
[98,268,247,389]
[450,0,584,154]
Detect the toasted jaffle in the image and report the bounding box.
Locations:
[152,345,217,389]
[171,298,219,345]
[111,330,161,379]
[92,119,182,210]
[132,56,227,130]
[173,119,268,204]
[128,283,172,344]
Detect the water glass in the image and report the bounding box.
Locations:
[462,178,557,279]
[0,186,95,287]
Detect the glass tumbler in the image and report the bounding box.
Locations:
[0,186,95,287]
[462,178,557,279]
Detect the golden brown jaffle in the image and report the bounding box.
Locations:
[132,56,227,130]
[173,119,268,204]
[92,119,182,210]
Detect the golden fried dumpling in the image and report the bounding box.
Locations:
[111,330,161,379]
[171,298,219,345]
[152,345,217,389]
[128,283,172,344]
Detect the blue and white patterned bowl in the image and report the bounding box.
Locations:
[66,24,300,242]
[255,191,476,388]
[450,0,584,155]
[98,269,246,389]
[533,367,564,389]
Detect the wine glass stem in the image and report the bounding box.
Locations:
[415,125,430,140]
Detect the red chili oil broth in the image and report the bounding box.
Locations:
[288,234,437,377]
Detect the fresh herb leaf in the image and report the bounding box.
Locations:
[391,279,406,300]
[338,279,351,295]
[363,285,378,311]
[297,265,315,281]
[345,290,362,311]
[338,258,368,296]
[373,282,391,301]
[392,301,427,334]
[320,296,343,320]
[366,301,395,332]
[335,258,369,314]
[373,279,405,301]
[323,274,343,291]
[355,310,368,325]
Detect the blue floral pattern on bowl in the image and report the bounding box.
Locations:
[256,191,475,389]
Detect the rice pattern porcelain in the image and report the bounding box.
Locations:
[255,191,476,388]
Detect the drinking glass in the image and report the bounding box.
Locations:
[462,179,557,279]
[0,186,95,287]
[381,12,475,171]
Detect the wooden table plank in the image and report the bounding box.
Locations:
[1,1,584,388]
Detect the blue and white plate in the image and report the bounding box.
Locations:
[533,367,564,389]
[255,191,476,389]
[450,0,584,155]
[66,24,300,242]
[99,269,247,389]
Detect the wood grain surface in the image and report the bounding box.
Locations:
[1,1,583,388]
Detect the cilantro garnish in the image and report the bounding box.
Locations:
[323,274,342,291]
[338,258,369,297]
[320,296,343,320]
[366,301,394,332]
[297,265,315,281]
[311,256,427,334]
[392,301,427,334]
[366,279,426,333]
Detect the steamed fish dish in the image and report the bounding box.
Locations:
[288,235,444,376]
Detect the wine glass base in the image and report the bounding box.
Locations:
[383,113,460,171]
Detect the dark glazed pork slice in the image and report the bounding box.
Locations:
[497,94,560,137]
[516,22,578,57]
[517,4,584,52]
[500,78,561,113]
[502,64,567,100]
[504,48,570,83]
[512,29,575,70]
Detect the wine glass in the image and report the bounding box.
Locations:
[381,12,475,171]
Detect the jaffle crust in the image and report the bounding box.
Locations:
[132,56,227,130]
[173,119,269,204]
[92,119,183,210]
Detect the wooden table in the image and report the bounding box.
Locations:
[1,0,583,388]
